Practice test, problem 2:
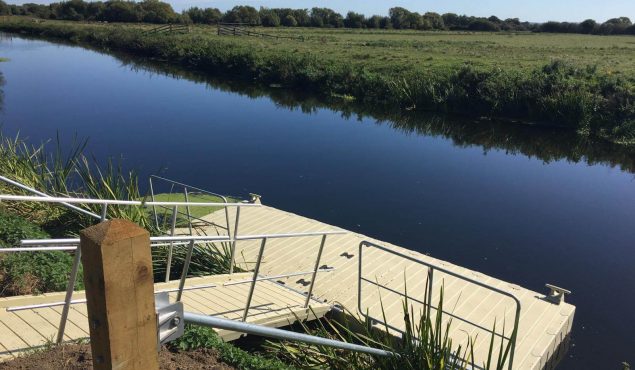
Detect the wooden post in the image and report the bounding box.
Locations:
[80,219,159,370]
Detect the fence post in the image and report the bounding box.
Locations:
[80,219,159,370]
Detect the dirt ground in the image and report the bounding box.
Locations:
[0,344,236,370]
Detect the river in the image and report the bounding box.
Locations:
[1,34,634,369]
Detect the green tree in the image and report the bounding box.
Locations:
[139,0,177,23]
[580,19,597,34]
[260,7,280,27]
[344,11,365,28]
[282,14,297,27]
[0,0,11,15]
[468,18,500,32]
[223,5,260,25]
[100,1,140,23]
[389,7,411,29]
[366,15,382,29]
[310,7,343,28]
[424,12,444,30]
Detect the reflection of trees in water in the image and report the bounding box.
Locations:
[117,53,635,174]
[0,71,4,111]
[6,34,635,174]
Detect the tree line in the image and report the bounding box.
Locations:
[1,0,634,35]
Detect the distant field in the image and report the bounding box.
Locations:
[13,19,635,75]
[169,24,635,75]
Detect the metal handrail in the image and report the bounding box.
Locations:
[17,231,345,246]
[0,175,101,219]
[0,194,253,207]
[1,189,346,352]
[358,241,520,370]
[149,175,234,232]
[148,176,236,276]
[184,311,394,357]
[5,230,345,344]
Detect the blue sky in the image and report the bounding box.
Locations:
[11,0,635,23]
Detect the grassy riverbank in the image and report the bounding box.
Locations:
[2,18,635,144]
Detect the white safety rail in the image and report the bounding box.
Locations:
[0,193,345,346]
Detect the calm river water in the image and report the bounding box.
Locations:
[1,35,634,369]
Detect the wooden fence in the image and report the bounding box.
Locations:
[144,24,190,35]
[217,23,304,41]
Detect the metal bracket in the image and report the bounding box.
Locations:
[155,292,184,350]
[545,284,571,305]
[248,193,262,204]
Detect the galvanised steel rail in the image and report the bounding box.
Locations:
[358,241,521,370]
[1,183,346,353]
[184,311,394,358]
[1,190,345,347]
[148,175,238,276]
[0,175,101,219]
[0,193,259,281]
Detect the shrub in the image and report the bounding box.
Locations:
[0,211,82,296]
[173,325,296,370]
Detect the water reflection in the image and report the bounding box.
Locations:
[113,50,635,175]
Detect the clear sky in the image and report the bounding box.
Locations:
[10,0,635,23]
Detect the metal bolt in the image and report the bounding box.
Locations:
[171,316,181,327]
[90,319,100,329]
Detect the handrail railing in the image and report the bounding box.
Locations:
[148,175,234,245]
[3,230,344,344]
[0,194,252,207]
[0,175,101,219]
[358,241,520,370]
[184,311,394,358]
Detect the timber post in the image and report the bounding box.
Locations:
[80,219,159,370]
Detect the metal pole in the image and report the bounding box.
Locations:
[176,240,195,302]
[149,177,159,230]
[508,308,521,370]
[165,205,178,282]
[0,175,101,220]
[229,206,241,274]
[56,248,81,344]
[184,311,394,357]
[183,187,193,236]
[242,237,266,322]
[426,267,434,320]
[358,242,364,316]
[304,235,327,308]
[100,203,108,221]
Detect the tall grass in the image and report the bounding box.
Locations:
[0,132,152,229]
[267,284,514,370]
[0,131,238,293]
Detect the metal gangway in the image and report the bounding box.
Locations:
[0,176,395,362]
[0,175,575,369]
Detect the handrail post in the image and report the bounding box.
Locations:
[56,248,82,344]
[100,203,108,221]
[149,177,159,230]
[229,206,241,274]
[183,187,193,236]
[165,205,178,282]
[426,267,434,319]
[80,219,159,369]
[176,240,195,302]
[243,237,266,322]
[304,234,327,308]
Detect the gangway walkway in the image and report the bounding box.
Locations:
[0,273,330,359]
[0,176,575,369]
[188,205,576,370]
